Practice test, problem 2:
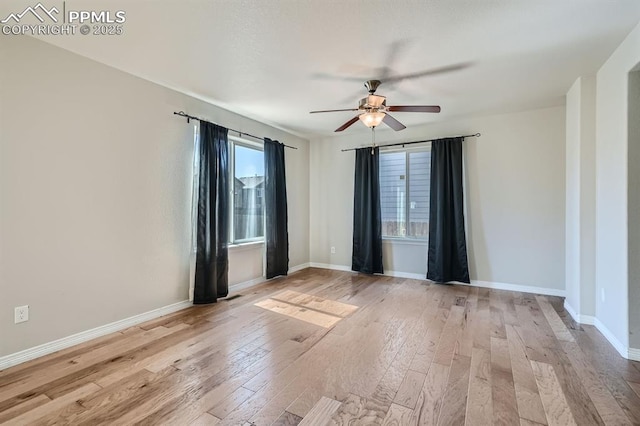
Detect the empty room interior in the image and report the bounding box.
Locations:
[2,1,640,425]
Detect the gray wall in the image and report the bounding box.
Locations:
[0,36,310,357]
[309,106,566,291]
[629,69,640,348]
[594,20,640,350]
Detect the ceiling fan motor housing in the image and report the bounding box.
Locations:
[359,94,386,111]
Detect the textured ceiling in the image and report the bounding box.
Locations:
[4,0,640,137]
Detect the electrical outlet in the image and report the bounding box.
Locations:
[330,246,336,254]
[601,288,606,303]
[14,305,29,324]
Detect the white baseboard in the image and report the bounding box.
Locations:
[228,263,311,293]
[563,300,596,325]
[563,301,640,361]
[628,347,640,362]
[308,263,565,297]
[384,270,426,280]
[229,276,267,292]
[289,262,311,273]
[593,317,629,360]
[309,262,352,272]
[469,280,566,297]
[0,300,192,371]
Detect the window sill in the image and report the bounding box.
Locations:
[229,240,264,252]
[382,238,428,246]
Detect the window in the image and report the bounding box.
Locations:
[230,138,264,243]
[379,148,431,239]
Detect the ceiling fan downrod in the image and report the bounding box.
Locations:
[364,79,381,94]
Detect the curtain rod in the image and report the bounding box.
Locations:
[340,133,481,152]
[173,111,298,150]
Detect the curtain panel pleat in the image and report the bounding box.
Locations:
[193,121,230,303]
[427,137,470,283]
[352,147,384,274]
[264,138,289,279]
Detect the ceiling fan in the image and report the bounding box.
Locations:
[310,79,441,132]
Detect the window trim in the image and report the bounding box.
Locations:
[229,136,265,245]
[379,145,431,241]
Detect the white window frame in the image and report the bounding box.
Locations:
[229,135,265,245]
[380,144,431,242]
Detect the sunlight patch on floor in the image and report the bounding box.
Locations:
[254,290,358,328]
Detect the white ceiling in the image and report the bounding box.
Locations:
[6,0,640,137]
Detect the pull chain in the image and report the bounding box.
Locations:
[371,126,376,155]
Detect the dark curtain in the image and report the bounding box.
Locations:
[352,147,384,274]
[264,138,289,279]
[194,121,230,304]
[427,137,470,283]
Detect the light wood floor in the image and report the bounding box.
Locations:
[1,268,640,425]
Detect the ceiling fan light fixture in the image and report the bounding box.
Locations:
[359,111,385,128]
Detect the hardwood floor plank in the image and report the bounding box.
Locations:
[1,270,638,426]
[433,305,465,366]
[0,325,180,403]
[271,290,359,318]
[255,298,343,328]
[272,410,303,426]
[0,393,50,424]
[628,380,640,399]
[505,324,548,425]
[489,290,507,339]
[545,344,605,425]
[456,287,478,359]
[393,369,426,409]
[381,402,413,426]
[208,386,255,420]
[465,347,493,426]
[578,326,640,423]
[191,412,222,425]
[409,308,449,373]
[519,419,547,426]
[220,327,368,425]
[530,360,577,426]
[559,341,630,424]
[123,348,271,425]
[436,353,471,426]
[473,293,492,351]
[1,383,100,426]
[297,396,341,426]
[133,342,295,425]
[535,296,575,343]
[371,288,444,410]
[330,393,380,425]
[490,337,520,426]
[409,362,451,425]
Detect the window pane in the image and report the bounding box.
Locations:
[380,152,407,237]
[408,151,431,238]
[234,144,264,241]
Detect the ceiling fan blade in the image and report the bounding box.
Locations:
[335,116,360,132]
[383,62,471,84]
[382,114,406,131]
[310,108,359,114]
[387,105,441,113]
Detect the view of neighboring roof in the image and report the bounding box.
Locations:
[238,176,264,189]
